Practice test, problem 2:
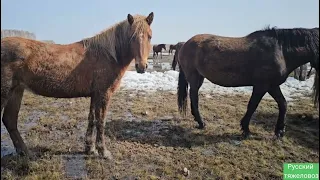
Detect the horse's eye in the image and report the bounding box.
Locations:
[148,35,152,40]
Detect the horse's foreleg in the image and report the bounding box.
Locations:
[189,74,205,129]
[268,86,287,138]
[172,56,177,70]
[240,86,267,138]
[94,92,112,159]
[85,98,97,155]
[2,85,28,156]
[153,52,156,59]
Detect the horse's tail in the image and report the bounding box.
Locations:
[172,54,178,70]
[307,67,313,78]
[177,65,188,116]
[312,68,319,108]
[312,58,319,108]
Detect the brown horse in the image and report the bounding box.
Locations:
[1,12,154,159]
[171,42,185,70]
[169,44,176,55]
[177,27,319,138]
[152,44,166,59]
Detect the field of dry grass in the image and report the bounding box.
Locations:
[1,86,319,179]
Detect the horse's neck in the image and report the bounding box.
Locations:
[111,35,134,66]
[117,52,134,67]
[284,52,312,74]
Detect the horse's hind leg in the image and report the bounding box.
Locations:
[189,73,205,129]
[268,86,287,138]
[2,85,29,156]
[1,71,14,111]
[240,86,267,138]
[85,97,98,155]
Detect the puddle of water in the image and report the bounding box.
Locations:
[202,149,216,156]
[63,155,87,179]
[1,139,16,158]
[124,112,136,122]
[1,110,47,158]
[1,111,16,158]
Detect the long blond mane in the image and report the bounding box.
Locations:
[82,15,150,62]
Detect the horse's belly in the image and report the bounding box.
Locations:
[24,81,91,98]
[202,71,253,87]
[22,72,92,98]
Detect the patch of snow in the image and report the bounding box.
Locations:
[120,70,316,101]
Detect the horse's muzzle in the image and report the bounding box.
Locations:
[135,64,148,74]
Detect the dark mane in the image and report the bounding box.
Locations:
[248,26,319,57]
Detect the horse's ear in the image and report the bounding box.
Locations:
[146,12,154,25]
[127,14,134,25]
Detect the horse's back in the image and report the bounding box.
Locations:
[2,37,55,61]
[178,33,282,87]
[1,36,96,97]
[179,34,252,63]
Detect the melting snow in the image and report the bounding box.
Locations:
[120,70,316,101]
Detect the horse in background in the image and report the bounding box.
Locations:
[1,12,154,159]
[293,28,319,81]
[177,27,319,139]
[153,44,166,59]
[171,42,185,70]
[169,44,176,55]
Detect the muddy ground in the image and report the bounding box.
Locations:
[1,88,319,179]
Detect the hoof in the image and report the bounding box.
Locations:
[196,122,206,129]
[275,129,285,138]
[85,146,98,156]
[16,148,32,158]
[241,131,251,139]
[101,149,113,160]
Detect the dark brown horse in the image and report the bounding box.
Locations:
[169,44,176,55]
[153,44,166,59]
[177,27,319,138]
[171,42,185,70]
[1,12,154,159]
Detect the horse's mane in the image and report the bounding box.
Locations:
[81,15,150,63]
[248,26,319,57]
[156,44,166,47]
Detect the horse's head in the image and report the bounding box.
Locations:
[127,12,154,74]
[161,44,166,51]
